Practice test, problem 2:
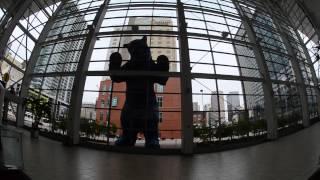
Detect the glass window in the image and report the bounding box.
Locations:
[159,112,163,122]
[111,97,118,107]
[157,96,163,108]
[101,100,105,108]
[155,84,164,93]
[99,112,104,122]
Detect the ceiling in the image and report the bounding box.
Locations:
[0,0,319,32]
[0,0,60,16]
[300,0,320,30]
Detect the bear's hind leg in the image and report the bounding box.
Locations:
[115,108,137,146]
[144,111,160,149]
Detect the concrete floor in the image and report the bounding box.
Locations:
[22,123,320,180]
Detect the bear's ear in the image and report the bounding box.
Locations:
[142,36,147,43]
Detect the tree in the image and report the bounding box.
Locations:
[26,97,51,132]
[214,123,226,141]
[194,124,211,143]
[80,118,95,138]
[251,119,267,136]
[108,122,117,137]
[57,119,67,135]
[236,118,251,137]
[214,123,235,141]
[224,124,234,140]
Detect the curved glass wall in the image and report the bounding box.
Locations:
[1,0,319,153]
[279,0,320,121]
[0,0,60,124]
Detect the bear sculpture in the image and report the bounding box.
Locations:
[109,36,169,148]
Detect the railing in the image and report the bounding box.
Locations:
[0,126,23,169]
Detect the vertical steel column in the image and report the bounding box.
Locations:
[282,36,310,126]
[294,29,320,117]
[277,0,320,120]
[233,0,278,139]
[0,0,32,60]
[264,0,310,127]
[17,2,65,127]
[177,0,194,154]
[293,1,320,110]
[66,0,109,145]
[288,0,320,117]
[281,34,310,127]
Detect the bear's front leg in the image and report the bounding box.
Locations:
[109,52,122,70]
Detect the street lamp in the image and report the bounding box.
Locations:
[200,89,204,126]
[200,89,203,110]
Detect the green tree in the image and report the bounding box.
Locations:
[57,119,67,135]
[236,118,250,137]
[26,97,51,130]
[224,124,234,140]
[251,119,266,136]
[105,122,117,137]
[194,125,212,143]
[80,118,94,138]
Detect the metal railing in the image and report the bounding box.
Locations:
[0,126,23,169]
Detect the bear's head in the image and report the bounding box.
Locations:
[124,36,151,62]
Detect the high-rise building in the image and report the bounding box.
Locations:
[203,104,212,126]
[233,7,299,121]
[211,91,225,124]
[226,91,241,122]
[193,102,200,111]
[103,17,177,75]
[31,7,87,104]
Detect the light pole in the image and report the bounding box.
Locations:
[200,89,203,110]
[200,89,204,126]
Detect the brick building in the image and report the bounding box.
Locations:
[96,78,181,139]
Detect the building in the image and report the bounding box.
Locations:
[1,53,25,88]
[103,17,178,76]
[193,102,200,111]
[193,111,206,127]
[81,103,96,121]
[226,91,241,122]
[96,78,181,139]
[31,5,87,105]
[211,91,225,124]
[233,7,301,122]
[3,1,320,177]
[203,104,213,126]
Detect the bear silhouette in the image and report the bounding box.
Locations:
[109,36,169,148]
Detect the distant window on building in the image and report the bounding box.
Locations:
[155,84,164,93]
[89,112,93,120]
[157,96,163,108]
[106,97,110,106]
[100,112,104,122]
[159,112,163,122]
[111,97,118,107]
[102,84,107,95]
[101,100,105,108]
